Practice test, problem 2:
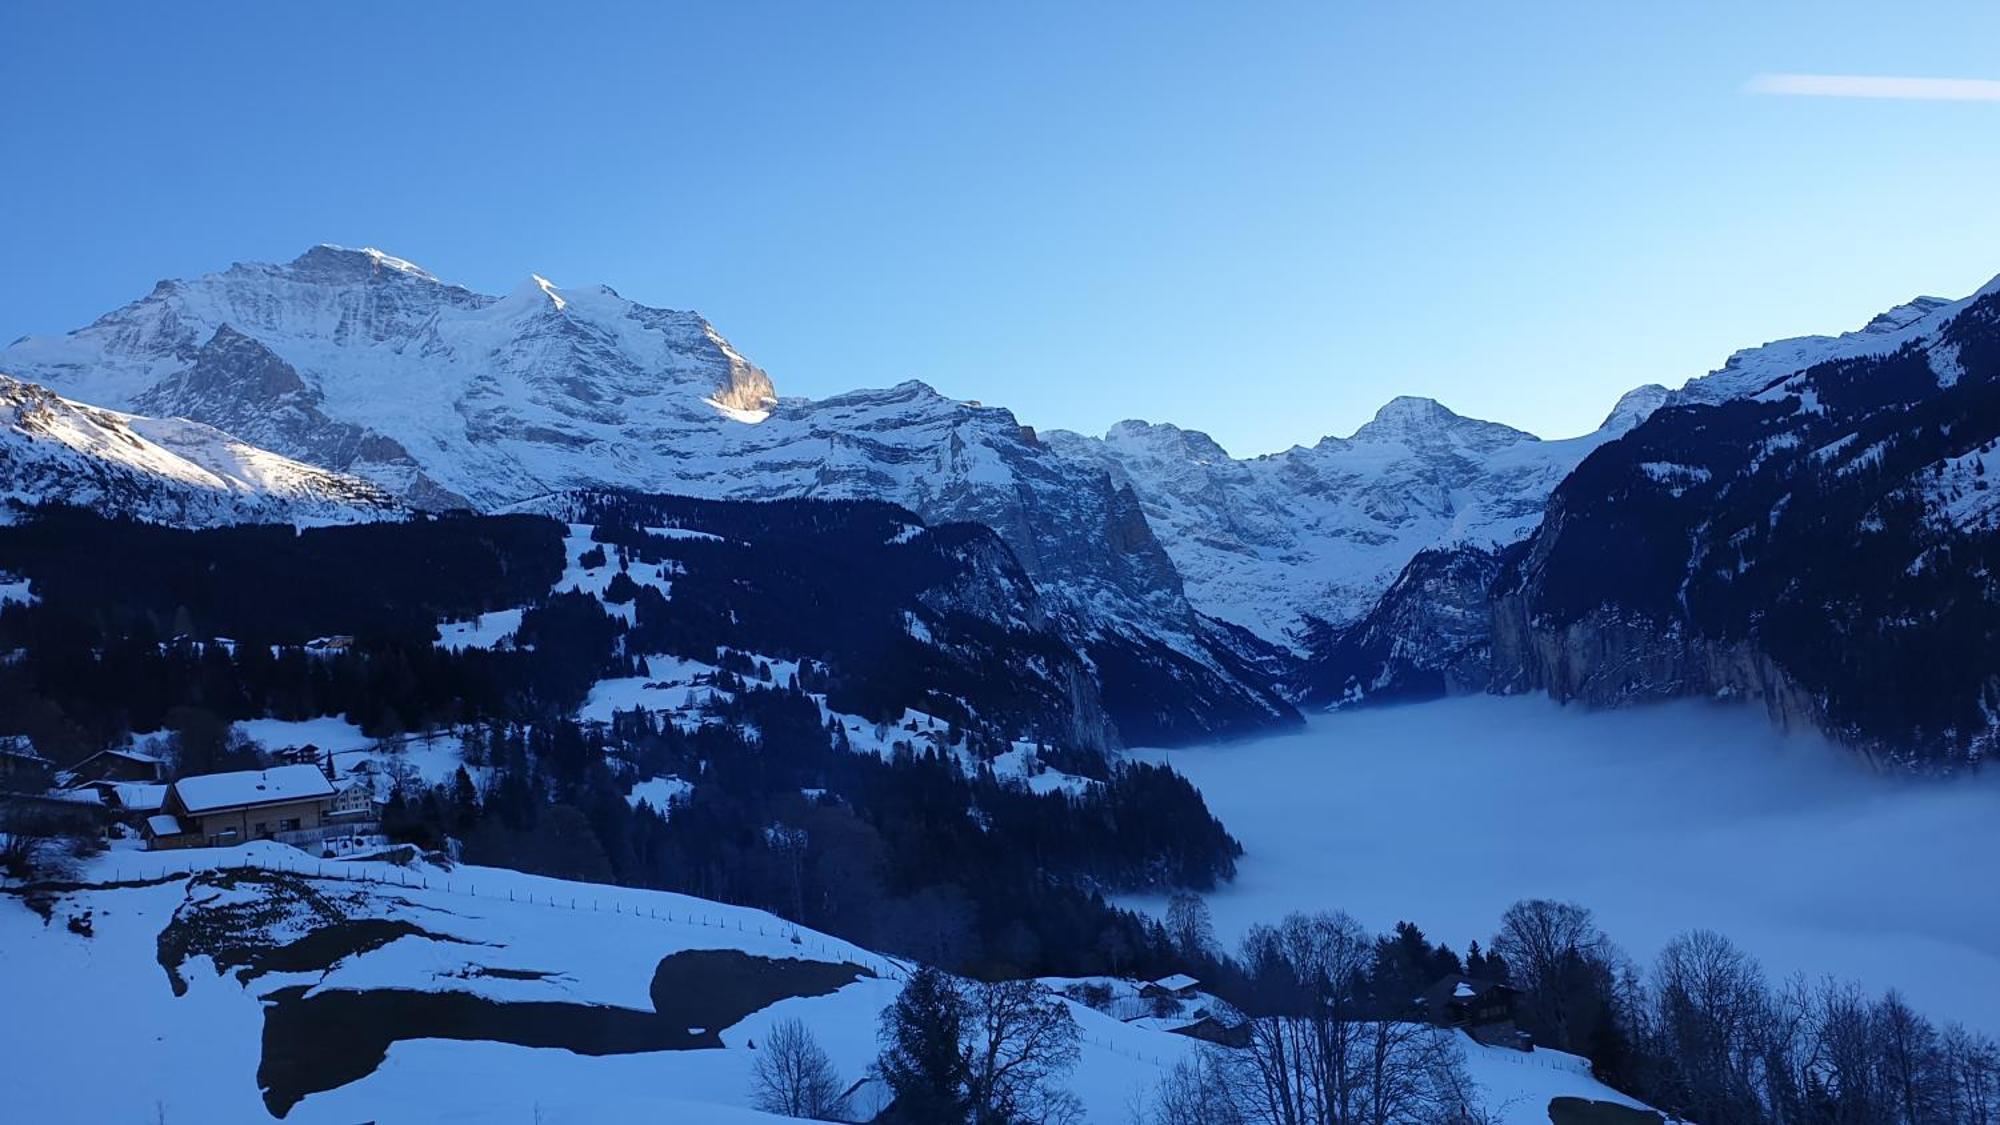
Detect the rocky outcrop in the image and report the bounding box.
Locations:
[1487,594,1823,735]
[1487,278,2000,769]
[1295,545,1507,708]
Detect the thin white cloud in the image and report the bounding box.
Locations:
[1747,73,2000,101]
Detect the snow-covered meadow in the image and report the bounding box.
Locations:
[1129,695,2000,1036]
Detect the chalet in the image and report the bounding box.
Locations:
[1421,975,1529,1051]
[272,743,325,767]
[58,747,166,785]
[74,780,170,825]
[1140,974,1201,1002]
[144,764,336,850]
[326,777,379,821]
[0,737,53,783]
[1168,1014,1252,1049]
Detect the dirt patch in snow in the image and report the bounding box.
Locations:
[1548,1097,1665,1125]
[156,869,477,995]
[257,948,872,1116]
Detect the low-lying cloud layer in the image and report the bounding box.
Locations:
[1132,695,2000,1036]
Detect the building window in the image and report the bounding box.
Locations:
[280,818,301,832]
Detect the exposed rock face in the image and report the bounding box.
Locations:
[1294,545,1508,708]
[1490,279,2000,768]
[1486,592,1824,735]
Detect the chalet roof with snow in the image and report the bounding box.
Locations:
[105,782,169,811]
[171,764,334,814]
[1148,973,1200,993]
[145,814,192,838]
[1421,975,1517,1015]
[57,746,164,778]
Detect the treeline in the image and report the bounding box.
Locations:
[575,494,1105,743]
[1142,897,2000,1125]
[380,680,1241,981]
[0,506,563,643]
[0,496,1112,766]
[0,592,633,763]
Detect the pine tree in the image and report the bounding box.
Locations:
[876,966,970,1123]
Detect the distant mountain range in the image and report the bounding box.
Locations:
[5,245,1995,763]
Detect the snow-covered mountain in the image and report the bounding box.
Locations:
[1489,273,2000,768]
[1044,386,1668,643]
[1671,292,1963,406]
[0,372,395,525]
[2,247,1290,742]
[2,245,776,510]
[15,243,1998,755]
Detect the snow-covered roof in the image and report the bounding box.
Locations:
[1149,973,1199,992]
[75,747,164,765]
[172,764,334,814]
[108,782,168,811]
[145,814,191,837]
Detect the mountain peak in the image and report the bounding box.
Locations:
[503,273,568,312]
[1351,396,1462,439]
[284,244,438,284]
[1600,383,1669,434]
[1861,296,1951,335]
[1345,395,1539,452]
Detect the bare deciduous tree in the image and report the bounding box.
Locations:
[965,978,1082,1125]
[1491,899,1613,1052]
[751,1017,845,1121]
[1166,891,1217,960]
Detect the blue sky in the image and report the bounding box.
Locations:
[3,1,1998,454]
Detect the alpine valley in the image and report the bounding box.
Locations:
[7,245,2000,1125]
[6,244,1996,764]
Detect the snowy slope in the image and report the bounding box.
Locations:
[0,372,396,525]
[0,842,1655,1123]
[1045,387,1668,642]
[1671,288,1992,406]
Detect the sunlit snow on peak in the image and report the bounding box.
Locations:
[705,394,770,424]
[319,245,438,281]
[529,274,566,311]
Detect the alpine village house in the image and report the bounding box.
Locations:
[143,763,348,851]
